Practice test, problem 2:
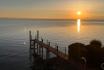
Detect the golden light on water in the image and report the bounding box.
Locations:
[77,19,81,32]
[76,11,81,32]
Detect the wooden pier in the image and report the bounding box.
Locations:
[29,30,87,70]
[29,31,68,60]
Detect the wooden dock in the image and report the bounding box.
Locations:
[29,31,68,60]
[29,30,87,70]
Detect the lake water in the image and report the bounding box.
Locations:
[0,19,104,70]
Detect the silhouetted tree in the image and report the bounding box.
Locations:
[68,43,87,61]
[90,40,102,48]
[86,40,103,65]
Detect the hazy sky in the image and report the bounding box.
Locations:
[0,0,104,19]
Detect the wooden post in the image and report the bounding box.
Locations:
[29,31,32,49]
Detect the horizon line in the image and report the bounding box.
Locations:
[0,17,104,21]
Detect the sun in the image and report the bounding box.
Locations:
[77,11,81,15]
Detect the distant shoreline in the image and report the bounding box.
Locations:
[0,18,104,22]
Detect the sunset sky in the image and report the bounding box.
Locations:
[0,0,104,19]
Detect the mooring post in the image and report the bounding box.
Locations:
[29,31,32,49]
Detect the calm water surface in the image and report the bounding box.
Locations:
[0,19,104,70]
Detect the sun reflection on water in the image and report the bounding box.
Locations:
[77,19,81,32]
